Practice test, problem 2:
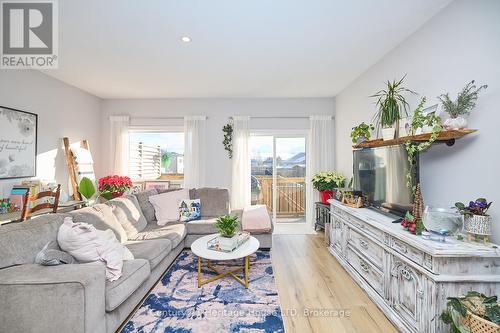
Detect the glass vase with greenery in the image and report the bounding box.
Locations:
[438,80,487,130]
[214,215,239,238]
[371,75,415,139]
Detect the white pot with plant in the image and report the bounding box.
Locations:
[438,80,487,130]
[371,75,415,140]
[351,122,374,144]
[215,215,240,251]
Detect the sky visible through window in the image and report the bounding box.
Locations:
[129,132,184,153]
[250,136,305,160]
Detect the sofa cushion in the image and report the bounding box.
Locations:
[133,189,158,223]
[0,213,68,269]
[106,195,147,238]
[185,217,219,235]
[125,239,171,269]
[129,223,186,248]
[148,188,189,225]
[105,259,150,312]
[70,204,128,243]
[190,188,229,217]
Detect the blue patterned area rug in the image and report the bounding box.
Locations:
[121,250,285,333]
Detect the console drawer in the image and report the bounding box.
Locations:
[346,245,384,296]
[391,237,425,266]
[348,228,384,269]
[345,215,384,240]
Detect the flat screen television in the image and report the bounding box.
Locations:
[353,145,419,217]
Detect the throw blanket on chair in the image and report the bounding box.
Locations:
[242,205,272,233]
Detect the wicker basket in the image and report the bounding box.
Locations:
[463,312,500,333]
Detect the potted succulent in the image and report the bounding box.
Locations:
[438,80,488,130]
[312,172,346,204]
[98,175,132,200]
[371,75,415,140]
[455,198,493,239]
[214,215,240,251]
[440,291,500,333]
[351,122,374,144]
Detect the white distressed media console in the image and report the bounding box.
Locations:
[328,199,500,333]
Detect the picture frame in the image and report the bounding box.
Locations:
[415,103,442,134]
[144,180,170,191]
[399,116,413,137]
[0,106,38,180]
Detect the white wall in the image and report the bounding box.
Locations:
[335,0,500,239]
[0,70,102,200]
[101,98,335,189]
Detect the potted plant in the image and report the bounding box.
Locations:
[351,122,374,144]
[438,80,488,130]
[371,75,415,140]
[312,172,346,204]
[214,215,240,251]
[456,198,493,241]
[440,291,500,333]
[98,175,132,200]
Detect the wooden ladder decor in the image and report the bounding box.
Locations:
[63,137,92,201]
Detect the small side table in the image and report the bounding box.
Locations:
[315,202,331,231]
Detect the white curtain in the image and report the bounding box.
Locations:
[306,115,335,231]
[231,116,251,209]
[183,116,207,188]
[109,115,130,175]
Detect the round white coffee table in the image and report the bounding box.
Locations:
[191,234,260,289]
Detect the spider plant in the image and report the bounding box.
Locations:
[371,75,416,130]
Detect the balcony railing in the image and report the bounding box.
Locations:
[253,176,305,217]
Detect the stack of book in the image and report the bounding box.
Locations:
[207,231,251,253]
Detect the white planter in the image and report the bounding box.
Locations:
[463,214,492,235]
[444,116,467,130]
[381,128,396,140]
[218,234,238,251]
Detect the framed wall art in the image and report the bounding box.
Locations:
[0,106,38,179]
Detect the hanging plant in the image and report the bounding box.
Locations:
[222,121,233,158]
[404,97,442,193]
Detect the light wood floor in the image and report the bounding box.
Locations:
[271,234,398,333]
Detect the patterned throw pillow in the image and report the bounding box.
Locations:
[179,199,201,222]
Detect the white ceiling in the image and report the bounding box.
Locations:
[44,0,452,99]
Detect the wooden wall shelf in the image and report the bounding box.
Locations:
[353,129,477,149]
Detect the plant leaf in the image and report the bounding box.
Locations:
[78,177,96,200]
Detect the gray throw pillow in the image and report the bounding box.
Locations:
[35,241,76,266]
[134,189,159,223]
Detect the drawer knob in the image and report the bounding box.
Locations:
[360,259,370,272]
[359,239,369,249]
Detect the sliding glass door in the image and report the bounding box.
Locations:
[250,134,306,224]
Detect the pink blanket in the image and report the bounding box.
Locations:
[242,205,272,233]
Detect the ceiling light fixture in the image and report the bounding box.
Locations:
[181,36,192,43]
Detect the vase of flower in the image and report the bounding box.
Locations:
[456,198,493,243]
[98,175,133,200]
[312,172,346,204]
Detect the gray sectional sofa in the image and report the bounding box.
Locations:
[0,188,273,333]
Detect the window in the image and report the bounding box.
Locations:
[128,131,184,180]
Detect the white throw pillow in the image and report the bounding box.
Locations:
[148,188,189,225]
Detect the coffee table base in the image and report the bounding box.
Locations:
[197,256,250,289]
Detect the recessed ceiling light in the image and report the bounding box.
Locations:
[181,36,192,43]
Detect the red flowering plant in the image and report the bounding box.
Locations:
[98,175,132,200]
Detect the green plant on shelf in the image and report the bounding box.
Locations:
[371,74,416,130]
[350,122,374,143]
[438,80,488,119]
[404,97,442,193]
